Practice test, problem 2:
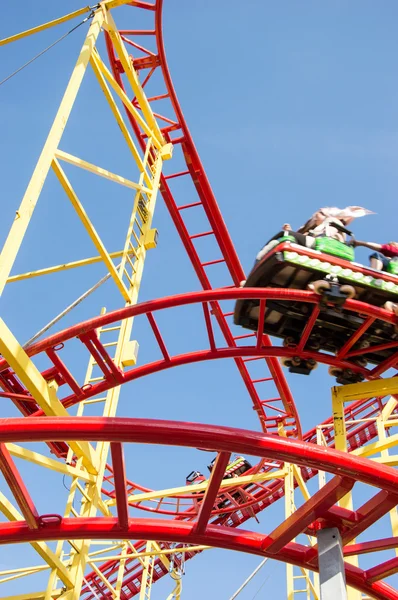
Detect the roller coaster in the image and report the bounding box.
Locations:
[0,2,398,599]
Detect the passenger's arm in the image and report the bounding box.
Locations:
[352,240,382,251]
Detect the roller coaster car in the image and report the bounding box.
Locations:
[207,456,253,478]
[234,231,398,376]
[206,456,253,510]
[186,471,206,486]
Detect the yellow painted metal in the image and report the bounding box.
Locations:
[353,432,398,458]
[55,149,152,193]
[285,464,295,600]
[139,541,156,600]
[167,573,182,600]
[115,541,128,598]
[331,388,360,600]
[88,561,118,596]
[90,49,163,151]
[332,378,398,403]
[6,443,96,482]
[1,2,173,597]
[102,0,137,9]
[107,468,286,507]
[1,592,63,600]
[42,17,170,596]
[52,157,131,302]
[283,461,319,600]
[0,6,92,46]
[103,12,165,146]
[0,319,98,474]
[375,397,398,557]
[0,9,104,296]
[6,249,132,283]
[90,49,153,188]
[88,545,211,562]
[329,381,398,600]
[0,565,49,585]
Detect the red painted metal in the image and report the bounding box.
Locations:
[110,443,129,530]
[266,476,354,554]
[1,418,398,493]
[342,491,398,545]
[1,418,398,598]
[337,316,376,359]
[194,452,230,534]
[296,305,320,353]
[0,444,39,529]
[344,537,398,556]
[1,290,395,423]
[366,558,398,583]
[0,518,397,600]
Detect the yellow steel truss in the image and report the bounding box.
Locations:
[0,2,173,598]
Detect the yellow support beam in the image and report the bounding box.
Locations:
[0,6,92,46]
[107,468,286,507]
[352,433,398,458]
[0,8,104,296]
[0,565,49,585]
[1,592,63,600]
[90,49,163,151]
[6,443,96,483]
[90,49,153,188]
[0,319,98,474]
[292,464,311,502]
[88,545,211,563]
[55,149,152,193]
[115,541,128,599]
[87,562,117,597]
[0,492,73,589]
[103,11,165,147]
[332,378,398,403]
[52,158,131,302]
[7,249,132,283]
[102,0,136,8]
[330,381,386,600]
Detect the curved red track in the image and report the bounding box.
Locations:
[2,417,398,600]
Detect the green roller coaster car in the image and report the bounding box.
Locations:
[234,231,398,378]
[313,236,355,262]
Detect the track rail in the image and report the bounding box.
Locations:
[104,0,299,437]
[1,290,396,407]
[1,417,398,600]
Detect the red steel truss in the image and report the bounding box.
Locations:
[1,418,398,600]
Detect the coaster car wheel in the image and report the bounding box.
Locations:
[280,356,301,368]
[306,358,318,370]
[384,301,398,316]
[328,366,365,385]
[309,280,331,294]
[340,284,356,299]
[283,336,298,348]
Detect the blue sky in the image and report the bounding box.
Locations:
[1,1,398,598]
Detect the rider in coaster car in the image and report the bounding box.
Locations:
[251,206,373,272]
[297,206,374,242]
[351,239,398,272]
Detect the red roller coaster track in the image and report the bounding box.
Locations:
[2,418,398,600]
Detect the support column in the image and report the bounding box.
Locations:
[317,528,347,600]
